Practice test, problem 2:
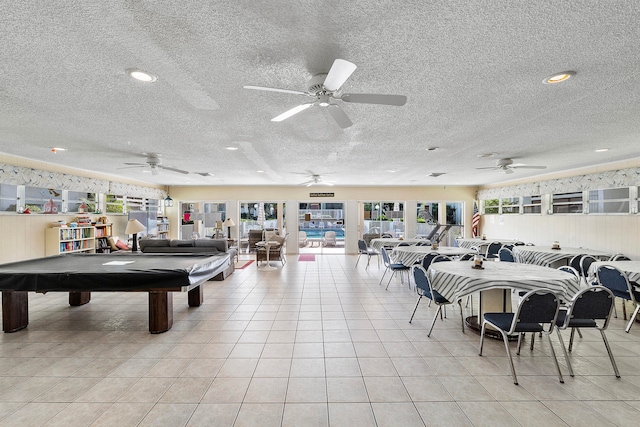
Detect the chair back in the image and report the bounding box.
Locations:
[357,239,368,253]
[459,253,475,261]
[502,244,515,251]
[510,290,560,333]
[569,254,585,273]
[609,254,631,261]
[514,241,525,246]
[486,242,501,258]
[579,255,597,278]
[498,247,515,262]
[557,265,579,278]
[431,255,452,263]
[596,265,634,300]
[564,286,615,329]
[412,265,431,295]
[397,242,410,247]
[380,247,392,267]
[420,252,440,269]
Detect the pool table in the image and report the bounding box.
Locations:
[0,252,231,333]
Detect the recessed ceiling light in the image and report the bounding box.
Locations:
[595,148,609,152]
[225,146,239,151]
[386,170,396,173]
[543,71,576,84]
[426,147,439,151]
[50,147,66,153]
[126,68,157,83]
[476,152,497,158]
[256,170,265,173]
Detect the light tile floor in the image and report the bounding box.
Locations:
[1,254,639,426]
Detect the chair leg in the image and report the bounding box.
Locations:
[427,305,442,337]
[458,300,465,333]
[529,332,536,351]
[576,328,583,339]
[600,330,621,377]
[500,329,519,385]
[355,253,362,267]
[622,300,627,320]
[545,332,564,383]
[385,271,397,290]
[556,329,574,377]
[613,298,618,318]
[366,255,371,269]
[409,296,422,323]
[479,320,487,356]
[516,333,523,355]
[378,268,388,286]
[625,304,639,333]
[568,328,576,352]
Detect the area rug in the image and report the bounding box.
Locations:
[235,260,255,269]
[298,254,316,261]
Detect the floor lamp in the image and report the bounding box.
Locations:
[125,219,146,252]
[224,218,235,240]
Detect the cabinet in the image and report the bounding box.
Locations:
[46,226,95,256]
[157,216,170,239]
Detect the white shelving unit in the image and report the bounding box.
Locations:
[157,216,170,239]
[46,226,96,256]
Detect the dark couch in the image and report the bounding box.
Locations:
[139,238,236,280]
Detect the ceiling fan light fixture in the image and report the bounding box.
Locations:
[543,71,576,84]
[225,146,239,151]
[595,148,609,152]
[126,68,157,83]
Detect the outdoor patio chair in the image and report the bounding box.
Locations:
[299,231,308,247]
[323,230,337,247]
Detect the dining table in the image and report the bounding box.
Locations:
[454,237,523,252]
[391,245,474,266]
[428,261,581,337]
[513,245,611,268]
[588,261,640,284]
[369,238,428,252]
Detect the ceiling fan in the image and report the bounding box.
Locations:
[301,174,335,187]
[244,59,407,129]
[120,153,189,176]
[477,158,547,175]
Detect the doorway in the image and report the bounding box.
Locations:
[299,201,345,254]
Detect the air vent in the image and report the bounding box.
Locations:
[426,173,445,177]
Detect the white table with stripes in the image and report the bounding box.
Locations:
[391,246,474,266]
[369,238,427,252]
[513,246,611,267]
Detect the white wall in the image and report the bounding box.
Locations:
[480,213,639,259]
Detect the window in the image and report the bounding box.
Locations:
[482,199,499,214]
[588,187,629,214]
[67,191,97,213]
[552,191,583,214]
[522,195,542,214]
[125,196,145,212]
[0,184,18,212]
[500,197,520,214]
[105,194,125,214]
[25,186,62,213]
[363,201,404,236]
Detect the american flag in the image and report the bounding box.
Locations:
[472,202,480,237]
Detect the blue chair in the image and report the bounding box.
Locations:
[355,239,379,269]
[498,247,515,262]
[596,265,640,333]
[555,286,619,378]
[419,252,440,269]
[380,247,411,290]
[409,265,464,336]
[486,241,501,259]
[579,255,598,282]
[479,289,563,385]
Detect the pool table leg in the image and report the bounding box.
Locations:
[69,292,91,306]
[148,291,173,333]
[188,284,203,307]
[2,291,28,333]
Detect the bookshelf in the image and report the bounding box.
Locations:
[157,216,170,239]
[46,226,96,256]
[94,223,113,253]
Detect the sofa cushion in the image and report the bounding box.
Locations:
[195,239,226,251]
[139,239,171,249]
[170,239,195,248]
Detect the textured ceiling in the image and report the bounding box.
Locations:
[1,1,640,187]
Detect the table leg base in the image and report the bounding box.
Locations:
[69,291,91,306]
[149,292,173,334]
[2,291,28,333]
[188,285,203,307]
[465,316,518,341]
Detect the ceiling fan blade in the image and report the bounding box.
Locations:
[323,59,357,91]
[327,104,353,129]
[340,93,407,106]
[475,166,499,170]
[243,85,310,96]
[503,168,514,174]
[123,162,146,166]
[272,103,314,122]
[318,181,334,186]
[511,165,547,170]
[158,165,189,174]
